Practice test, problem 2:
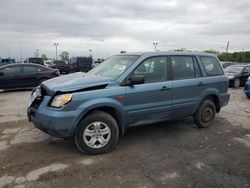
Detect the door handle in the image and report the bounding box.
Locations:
[197,82,206,87]
[160,86,171,91]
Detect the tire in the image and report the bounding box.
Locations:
[194,99,216,128]
[233,78,240,88]
[74,111,119,154]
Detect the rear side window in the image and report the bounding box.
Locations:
[200,56,223,76]
[23,66,38,73]
[171,56,201,80]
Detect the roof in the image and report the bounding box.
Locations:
[117,51,218,57]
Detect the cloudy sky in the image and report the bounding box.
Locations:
[0,0,250,59]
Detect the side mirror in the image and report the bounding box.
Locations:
[0,71,3,76]
[129,75,144,85]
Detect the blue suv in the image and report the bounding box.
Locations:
[27,52,230,154]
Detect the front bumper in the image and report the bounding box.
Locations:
[27,96,81,138]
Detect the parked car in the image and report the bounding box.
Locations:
[0,58,16,67]
[220,62,236,69]
[27,51,230,154]
[51,60,70,74]
[224,64,250,88]
[28,58,44,65]
[68,57,93,72]
[244,76,250,97]
[0,64,60,90]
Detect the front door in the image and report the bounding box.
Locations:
[125,56,172,126]
[0,66,22,89]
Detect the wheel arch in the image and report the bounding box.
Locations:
[72,101,127,137]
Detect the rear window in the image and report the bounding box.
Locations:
[200,56,223,76]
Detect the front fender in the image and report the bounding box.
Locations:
[71,98,127,136]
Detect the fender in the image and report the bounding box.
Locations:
[192,87,221,114]
[70,97,127,136]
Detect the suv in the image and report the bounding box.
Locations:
[224,64,250,88]
[28,58,44,65]
[27,52,230,154]
[51,60,70,74]
[68,57,93,72]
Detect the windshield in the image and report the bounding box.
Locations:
[224,66,243,73]
[86,55,139,80]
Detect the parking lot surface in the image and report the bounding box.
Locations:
[0,89,249,187]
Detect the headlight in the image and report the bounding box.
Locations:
[228,75,235,79]
[51,94,72,108]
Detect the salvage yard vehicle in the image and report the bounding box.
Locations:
[0,64,60,90]
[224,64,250,88]
[244,76,250,98]
[28,57,44,66]
[0,58,16,67]
[68,57,93,73]
[27,51,230,154]
[51,60,70,74]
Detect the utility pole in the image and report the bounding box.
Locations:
[89,49,92,57]
[242,48,244,63]
[54,43,59,60]
[225,41,229,61]
[153,42,158,51]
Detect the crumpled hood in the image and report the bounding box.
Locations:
[41,72,111,95]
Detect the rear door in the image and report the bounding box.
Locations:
[170,55,203,117]
[18,65,39,87]
[125,56,172,126]
[0,66,22,89]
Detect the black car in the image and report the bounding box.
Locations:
[68,57,93,72]
[51,60,70,74]
[224,64,250,88]
[220,62,236,69]
[28,58,44,65]
[0,64,60,90]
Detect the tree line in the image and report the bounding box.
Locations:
[204,50,250,63]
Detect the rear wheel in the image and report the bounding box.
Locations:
[233,78,240,88]
[194,99,216,128]
[74,111,119,154]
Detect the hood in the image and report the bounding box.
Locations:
[225,72,238,76]
[41,72,111,95]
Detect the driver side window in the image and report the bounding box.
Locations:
[133,57,168,83]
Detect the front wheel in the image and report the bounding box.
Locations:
[74,111,119,154]
[194,99,216,128]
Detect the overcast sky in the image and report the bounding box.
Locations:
[0,0,250,59]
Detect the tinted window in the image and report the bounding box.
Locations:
[200,56,223,76]
[2,66,21,74]
[23,66,38,73]
[133,56,168,83]
[171,56,199,80]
